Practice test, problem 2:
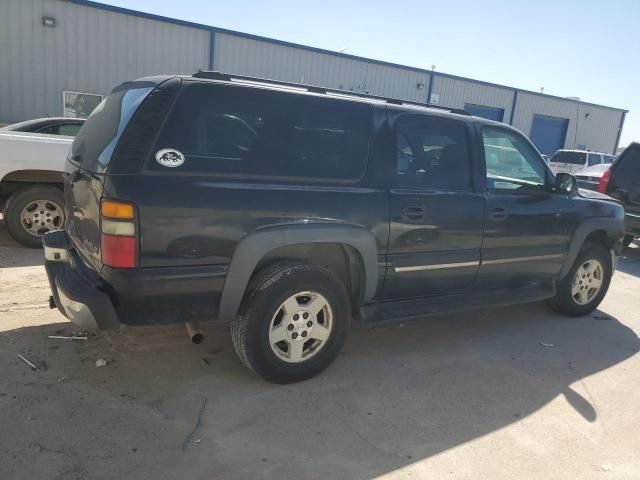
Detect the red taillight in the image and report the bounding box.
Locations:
[597,168,612,193]
[101,234,136,268]
[100,199,137,268]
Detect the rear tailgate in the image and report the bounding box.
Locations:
[609,143,640,216]
[64,81,158,270]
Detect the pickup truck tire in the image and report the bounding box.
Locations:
[231,262,350,384]
[3,185,65,248]
[548,243,612,317]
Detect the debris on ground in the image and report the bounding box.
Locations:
[95,358,108,367]
[48,335,88,341]
[17,353,38,371]
[540,342,555,348]
[181,396,208,450]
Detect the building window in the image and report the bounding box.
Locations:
[464,103,505,122]
[63,91,103,119]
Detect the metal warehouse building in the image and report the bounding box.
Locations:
[0,0,628,155]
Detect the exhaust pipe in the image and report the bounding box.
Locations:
[186,321,204,344]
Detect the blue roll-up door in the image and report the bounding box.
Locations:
[464,103,505,122]
[530,115,569,156]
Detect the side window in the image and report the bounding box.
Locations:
[394,115,471,190]
[35,126,55,135]
[151,83,371,181]
[588,153,601,166]
[603,155,615,164]
[57,123,83,137]
[482,127,546,190]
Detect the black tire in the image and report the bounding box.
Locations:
[3,185,65,248]
[231,262,351,384]
[548,243,612,317]
[623,235,635,248]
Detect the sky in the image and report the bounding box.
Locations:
[102,0,640,147]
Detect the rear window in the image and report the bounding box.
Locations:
[149,82,372,181]
[551,151,586,165]
[588,153,602,166]
[70,82,154,173]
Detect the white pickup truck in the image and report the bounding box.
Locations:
[0,128,74,247]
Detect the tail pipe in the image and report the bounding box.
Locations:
[186,321,204,344]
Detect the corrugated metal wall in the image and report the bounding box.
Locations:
[0,0,626,153]
[213,33,624,154]
[0,0,209,123]
[432,75,515,121]
[512,93,580,148]
[214,33,431,103]
[576,103,623,154]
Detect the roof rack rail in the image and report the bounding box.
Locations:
[192,70,470,115]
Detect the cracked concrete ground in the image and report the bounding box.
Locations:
[1,215,639,480]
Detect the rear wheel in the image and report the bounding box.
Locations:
[231,262,350,384]
[3,186,65,248]
[548,243,612,317]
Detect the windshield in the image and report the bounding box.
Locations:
[551,151,586,165]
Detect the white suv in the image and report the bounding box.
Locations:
[548,149,616,174]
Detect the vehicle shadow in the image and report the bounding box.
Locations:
[2,302,638,479]
[0,215,45,268]
[616,243,640,277]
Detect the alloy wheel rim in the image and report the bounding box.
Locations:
[571,259,604,305]
[19,200,65,237]
[268,291,333,363]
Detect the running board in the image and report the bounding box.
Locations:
[362,281,556,325]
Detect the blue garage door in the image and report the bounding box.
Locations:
[464,103,504,122]
[530,115,569,156]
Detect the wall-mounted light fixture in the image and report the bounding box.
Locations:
[585,112,591,118]
[42,16,56,28]
[417,83,425,90]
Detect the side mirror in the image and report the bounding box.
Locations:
[554,172,578,194]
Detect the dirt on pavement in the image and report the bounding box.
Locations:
[1,215,640,480]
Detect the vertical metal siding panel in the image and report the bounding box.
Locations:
[513,93,578,147]
[216,33,428,101]
[0,0,210,123]
[433,76,513,120]
[0,1,8,121]
[576,104,621,153]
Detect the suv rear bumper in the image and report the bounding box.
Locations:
[44,230,120,330]
[43,230,228,330]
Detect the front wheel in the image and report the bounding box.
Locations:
[231,262,350,384]
[548,244,612,317]
[3,186,65,248]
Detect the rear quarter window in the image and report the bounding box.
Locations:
[551,151,586,165]
[148,82,372,182]
[70,82,155,173]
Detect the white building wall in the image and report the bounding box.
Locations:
[431,75,515,121]
[214,33,431,103]
[0,0,626,153]
[0,0,210,123]
[512,92,579,148]
[575,103,623,153]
